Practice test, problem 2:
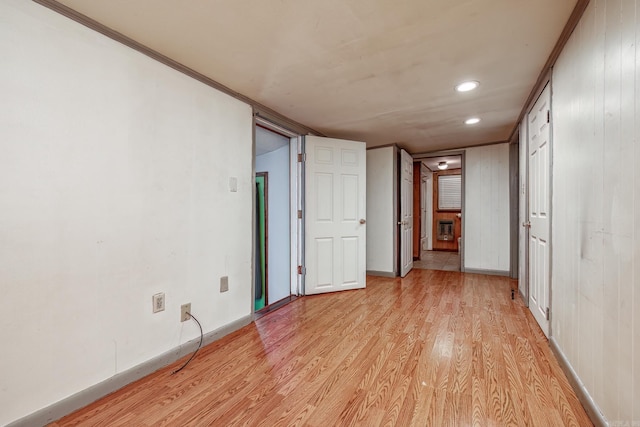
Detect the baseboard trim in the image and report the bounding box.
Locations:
[461,268,510,277]
[519,289,529,307]
[366,270,397,278]
[549,337,607,427]
[7,315,252,427]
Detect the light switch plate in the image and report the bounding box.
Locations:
[220,276,229,293]
[152,293,165,313]
[229,177,238,192]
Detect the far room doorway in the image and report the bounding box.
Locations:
[412,155,463,272]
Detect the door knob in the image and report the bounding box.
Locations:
[359,219,366,224]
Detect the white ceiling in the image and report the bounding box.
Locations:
[54,0,578,154]
[255,126,289,156]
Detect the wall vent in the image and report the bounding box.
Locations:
[437,220,454,241]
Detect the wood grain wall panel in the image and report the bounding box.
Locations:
[554,0,604,415]
[464,145,510,273]
[551,0,639,423]
[634,0,640,423]
[366,147,396,274]
[574,5,599,402]
[616,1,636,422]
[589,1,607,410]
[602,0,624,420]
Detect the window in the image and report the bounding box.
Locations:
[438,174,461,210]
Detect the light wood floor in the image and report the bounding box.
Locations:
[51,270,592,426]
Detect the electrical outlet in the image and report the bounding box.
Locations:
[152,293,165,313]
[220,276,229,293]
[180,303,191,322]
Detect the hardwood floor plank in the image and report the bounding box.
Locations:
[379,373,411,426]
[50,271,593,427]
[257,402,316,427]
[471,377,488,427]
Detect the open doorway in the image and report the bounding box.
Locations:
[412,155,463,272]
[254,125,296,314]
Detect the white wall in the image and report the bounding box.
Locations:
[256,144,291,303]
[464,144,510,273]
[552,0,639,423]
[0,1,253,425]
[366,147,396,274]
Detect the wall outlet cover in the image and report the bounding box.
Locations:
[180,303,191,322]
[220,276,229,293]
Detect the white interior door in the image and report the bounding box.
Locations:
[400,149,413,277]
[304,136,366,295]
[527,84,551,336]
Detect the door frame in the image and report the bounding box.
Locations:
[253,113,307,317]
[518,121,529,304]
[420,164,433,252]
[412,150,466,271]
[291,136,304,296]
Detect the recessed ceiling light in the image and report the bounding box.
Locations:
[455,80,480,92]
[465,117,481,125]
[438,161,448,170]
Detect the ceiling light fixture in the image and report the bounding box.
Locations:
[455,80,480,92]
[438,161,448,170]
[465,117,481,125]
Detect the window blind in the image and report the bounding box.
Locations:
[438,174,461,210]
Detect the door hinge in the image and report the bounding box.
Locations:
[297,153,306,162]
[545,307,550,320]
[546,110,550,124]
[297,265,306,275]
[297,210,303,219]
